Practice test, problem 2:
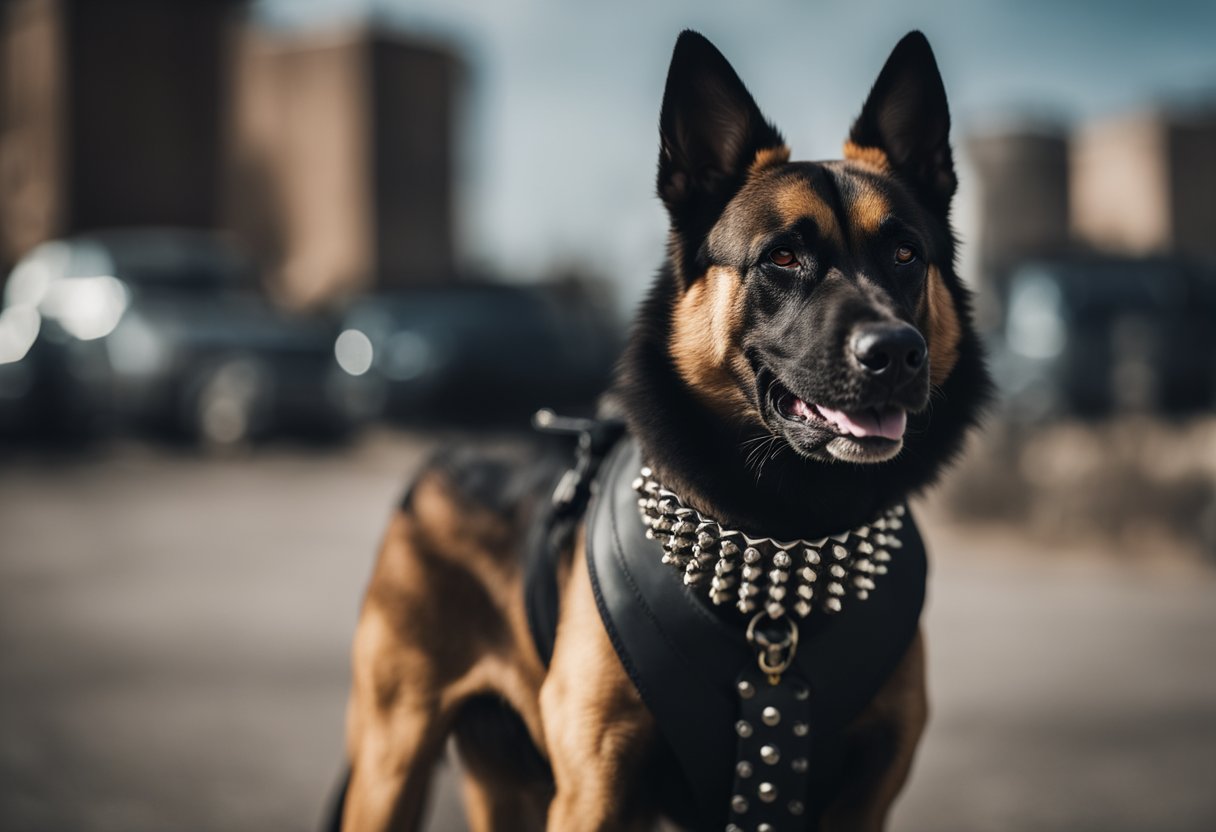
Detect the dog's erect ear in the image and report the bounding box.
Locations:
[847,31,956,212]
[658,31,785,247]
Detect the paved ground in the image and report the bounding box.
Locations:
[1,432,1214,831]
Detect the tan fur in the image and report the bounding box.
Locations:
[843,140,892,172]
[772,178,845,247]
[848,180,892,235]
[668,265,758,423]
[749,144,791,175]
[920,266,962,387]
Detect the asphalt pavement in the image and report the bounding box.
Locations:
[1,432,1214,831]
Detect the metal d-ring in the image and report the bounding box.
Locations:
[746,611,799,683]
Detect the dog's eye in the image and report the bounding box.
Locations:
[768,248,799,268]
[894,244,919,265]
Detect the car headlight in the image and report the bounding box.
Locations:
[39,275,129,341]
[335,329,375,376]
[0,304,41,365]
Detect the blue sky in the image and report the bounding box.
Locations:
[253,0,1216,309]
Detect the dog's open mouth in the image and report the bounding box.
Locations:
[777,391,907,441]
[765,377,908,462]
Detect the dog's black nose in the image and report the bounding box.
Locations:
[851,323,927,383]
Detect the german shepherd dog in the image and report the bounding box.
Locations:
[339,29,989,832]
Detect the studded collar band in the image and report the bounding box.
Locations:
[632,465,908,621]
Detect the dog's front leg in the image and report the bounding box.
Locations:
[820,630,928,832]
[540,540,656,831]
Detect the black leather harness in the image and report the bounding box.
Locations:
[526,425,927,831]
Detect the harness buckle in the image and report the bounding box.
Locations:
[746,612,799,685]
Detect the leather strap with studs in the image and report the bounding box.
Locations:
[727,667,814,831]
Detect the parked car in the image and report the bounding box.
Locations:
[332,282,621,426]
[0,228,354,444]
[990,255,1216,422]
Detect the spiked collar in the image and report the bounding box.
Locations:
[632,464,909,622]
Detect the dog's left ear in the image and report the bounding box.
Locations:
[847,31,956,213]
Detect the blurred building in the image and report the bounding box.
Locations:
[1071,110,1216,261]
[966,128,1071,297]
[0,0,238,268]
[228,27,461,307]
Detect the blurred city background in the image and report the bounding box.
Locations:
[0,1,1214,830]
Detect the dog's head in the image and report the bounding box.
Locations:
[655,30,982,468]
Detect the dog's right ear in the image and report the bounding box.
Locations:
[658,31,785,277]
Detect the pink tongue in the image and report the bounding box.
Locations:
[811,402,907,440]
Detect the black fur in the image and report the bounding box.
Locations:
[611,30,991,540]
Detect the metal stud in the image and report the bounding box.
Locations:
[854,576,875,590]
[854,525,870,538]
[631,476,645,492]
[857,540,874,555]
[796,584,814,600]
[769,568,789,584]
[832,543,849,560]
[640,466,653,478]
[760,744,780,765]
[768,585,787,601]
[762,706,781,726]
[736,760,753,778]
[789,800,805,816]
[795,685,810,701]
[804,548,821,565]
[828,581,845,596]
[731,795,748,814]
[742,564,763,581]
[757,782,778,803]
[856,589,870,600]
[765,601,785,619]
[743,547,762,564]
[798,567,817,583]
[825,597,843,612]
[793,722,809,737]
[720,540,740,557]
[737,680,756,699]
[791,757,809,773]
[773,551,792,569]
[736,720,753,738]
[829,564,846,578]
[737,598,756,614]
[794,600,812,617]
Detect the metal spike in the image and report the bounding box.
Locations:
[742,564,763,581]
[804,548,821,565]
[769,569,789,584]
[640,466,653,478]
[857,541,874,554]
[768,585,787,601]
[828,581,845,596]
[796,584,814,600]
[875,565,888,575]
[720,539,740,557]
[855,589,870,600]
[874,549,891,562]
[715,559,736,576]
[737,598,756,614]
[631,476,645,493]
[853,525,870,538]
[854,576,875,590]
[773,551,792,569]
[825,597,843,613]
[798,567,817,582]
[765,601,785,618]
[743,547,762,564]
[794,600,812,617]
[808,537,828,548]
[829,564,846,578]
[832,544,849,560]
[855,559,874,573]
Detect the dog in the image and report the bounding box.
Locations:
[338,29,989,832]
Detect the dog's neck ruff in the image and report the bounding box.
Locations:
[633,465,907,621]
